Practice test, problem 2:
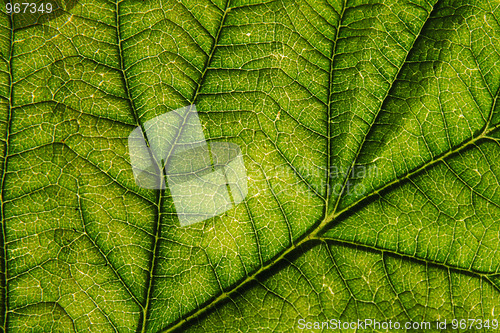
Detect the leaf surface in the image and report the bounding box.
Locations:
[0,0,499,332]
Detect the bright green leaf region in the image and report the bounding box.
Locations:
[0,0,499,332]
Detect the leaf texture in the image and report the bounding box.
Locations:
[0,0,499,332]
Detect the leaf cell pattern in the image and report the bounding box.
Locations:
[0,0,499,332]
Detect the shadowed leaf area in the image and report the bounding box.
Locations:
[0,0,499,331]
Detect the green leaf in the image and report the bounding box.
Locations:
[1,0,499,332]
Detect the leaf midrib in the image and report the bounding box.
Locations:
[329,0,436,215]
[133,1,232,332]
[114,0,161,330]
